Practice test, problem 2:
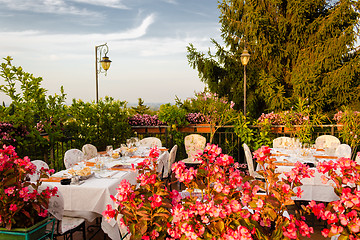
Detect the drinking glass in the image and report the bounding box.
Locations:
[106,145,113,157]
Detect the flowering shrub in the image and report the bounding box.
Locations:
[0,122,28,145]
[103,147,172,239]
[104,144,315,239]
[185,112,207,124]
[0,145,57,229]
[168,145,314,239]
[336,108,360,152]
[334,110,360,124]
[181,91,240,143]
[257,111,309,125]
[128,114,166,126]
[306,157,360,239]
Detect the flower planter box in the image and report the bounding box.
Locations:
[178,125,196,132]
[195,124,214,133]
[0,217,55,240]
[131,126,167,134]
[270,126,300,134]
[177,124,214,133]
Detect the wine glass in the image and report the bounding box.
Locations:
[106,145,113,157]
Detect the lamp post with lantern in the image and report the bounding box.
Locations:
[95,43,112,104]
[240,46,250,117]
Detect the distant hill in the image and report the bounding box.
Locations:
[127,102,165,111]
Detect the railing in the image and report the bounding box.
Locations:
[22,124,344,171]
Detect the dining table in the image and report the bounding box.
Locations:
[41,146,168,240]
[257,147,340,202]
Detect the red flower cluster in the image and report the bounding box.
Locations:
[0,145,57,229]
[307,157,360,239]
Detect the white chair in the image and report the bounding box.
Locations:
[29,160,49,182]
[82,144,98,160]
[64,149,84,169]
[315,135,341,150]
[243,143,263,179]
[181,134,206,164]
[44,187,86,239]
[335,144,352,159]
[138,137,162,148]
[163,145,178,178]
[273,137,299,148]
[156,151,169,179]
[355,152,360,164]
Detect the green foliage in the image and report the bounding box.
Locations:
[234,116,272,151]
[130,98,152,115]
[187,0,360,117]
[158,103,188,129]
[65,97,133,151]
[0,56,67,158]
[177,91,241,143]
[337,107,360,157]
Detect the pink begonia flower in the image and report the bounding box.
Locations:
[9,204,17,212]
[4,186,15,196]
[330,225,343,235]
[102,204,116,223]
[38,209,48,218]
[150,230,159,239]
[283,222,297,239]
[148,194,162,208]
[295,187,304,198]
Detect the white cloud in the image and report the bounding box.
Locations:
[162,0,177,4]
[0,0,97,16]
[71,0,129,9]
[0,14,155,46]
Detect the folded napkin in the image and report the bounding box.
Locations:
[314,155,337,159]
[97,171,118,178]
[274,162,296,166]
[41,177,66,182]
[86,162,95,167]
[109,165,133,171]
[270,153,290,157]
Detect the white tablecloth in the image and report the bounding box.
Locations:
[257,148,340,202]
[47,168,137,239]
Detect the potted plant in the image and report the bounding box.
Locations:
[128,113,167,133]
[0,145,57,239]
[306,157,360,239]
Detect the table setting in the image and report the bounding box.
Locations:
[263,146,340,202]
[38,143,169,240]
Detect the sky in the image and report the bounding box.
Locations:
[0,0,222,105]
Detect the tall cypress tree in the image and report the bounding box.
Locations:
[187,0,360,117]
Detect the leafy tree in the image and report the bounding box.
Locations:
[66,97,133,151]
[187,0,360,118]
[131,98,151,115]
[0,56,67,160]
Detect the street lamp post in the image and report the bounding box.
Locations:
[240,47,250,117]
[95,43,112,104]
